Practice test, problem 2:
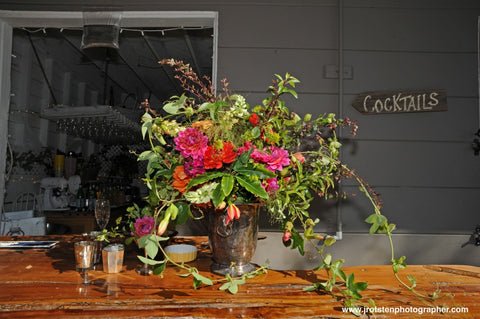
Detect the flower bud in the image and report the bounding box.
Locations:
[226,204,241,225]
[157,218,169,236]
[283,230,292,242]
[293,152,305,164]
[216,201,226,210]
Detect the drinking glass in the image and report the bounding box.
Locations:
[136,248,153,276]
[74,241,95,284]
[95,199,110,230]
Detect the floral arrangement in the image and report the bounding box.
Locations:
[118,59,434,309]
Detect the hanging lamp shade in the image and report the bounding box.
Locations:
[81,11,122,50]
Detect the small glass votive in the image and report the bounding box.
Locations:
[74,241,95,271]
[102,244,124,273]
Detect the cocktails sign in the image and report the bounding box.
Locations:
[351,89,447,114]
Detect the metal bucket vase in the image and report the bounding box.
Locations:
[207,203,260,277]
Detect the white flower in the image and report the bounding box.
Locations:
[229,94,249,117]
[184,182,219,204]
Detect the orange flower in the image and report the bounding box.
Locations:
[293,152,305,164]
[172,165,191,194]
[191,120,213,133]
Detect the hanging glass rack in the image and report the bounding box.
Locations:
[41,105,143,145]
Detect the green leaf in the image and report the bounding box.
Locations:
[137,255,165,266]
[365,213,388,234]
[138,150,154,161]
[324,253,332,266]
[212,183,226,208]
[235,175,269,199]
[324,236,336,246]
[187,171,225,189]
[192,272,213,286]
[141,121,152,140]
[407,275,417,288]
[228,281,239,294]
[302,285,318,292]
[392,256,407,273]
[219,282,231,291]
[199,102,214,111]
[145,241,158,259]
[235,166,276,178]
[153,262,167,275]
[174,202,191,225]
[163,94,187,114]
[251,127,261,138]
[166,203,179,220]
[354,281,368,292]
[221,174,234,196]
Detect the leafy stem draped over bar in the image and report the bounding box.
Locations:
[120,59,433,307]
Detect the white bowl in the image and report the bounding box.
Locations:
[164,244,197,263]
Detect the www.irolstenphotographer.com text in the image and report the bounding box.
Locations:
[343,306,469,315]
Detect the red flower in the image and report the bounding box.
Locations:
[249,113,260,126]
[204,141,238,169]
[222,141,237,163]
[204,146,223,169]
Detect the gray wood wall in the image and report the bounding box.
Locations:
[1,0,480,266]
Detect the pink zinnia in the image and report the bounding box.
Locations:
[250,148,270,163]
[237,141,255,154]
[265,146,290,172]
[184,158,206,177]
[263,178,279,193]
[174,127,208,159]
[134,216,155,237]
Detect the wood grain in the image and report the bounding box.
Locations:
[0,235,478,318]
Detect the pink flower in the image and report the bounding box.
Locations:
[250,148,270,163]
[174,127,208,159]
[237,141,254,154]
[265,146,290,172]
[263,178,279,193]
[184,158,206,177]
[250,146,290,172]
[134,216,155,237]
[226,204,241,225]
[283,230,292,242]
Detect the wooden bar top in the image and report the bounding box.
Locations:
[0,235,478,318]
